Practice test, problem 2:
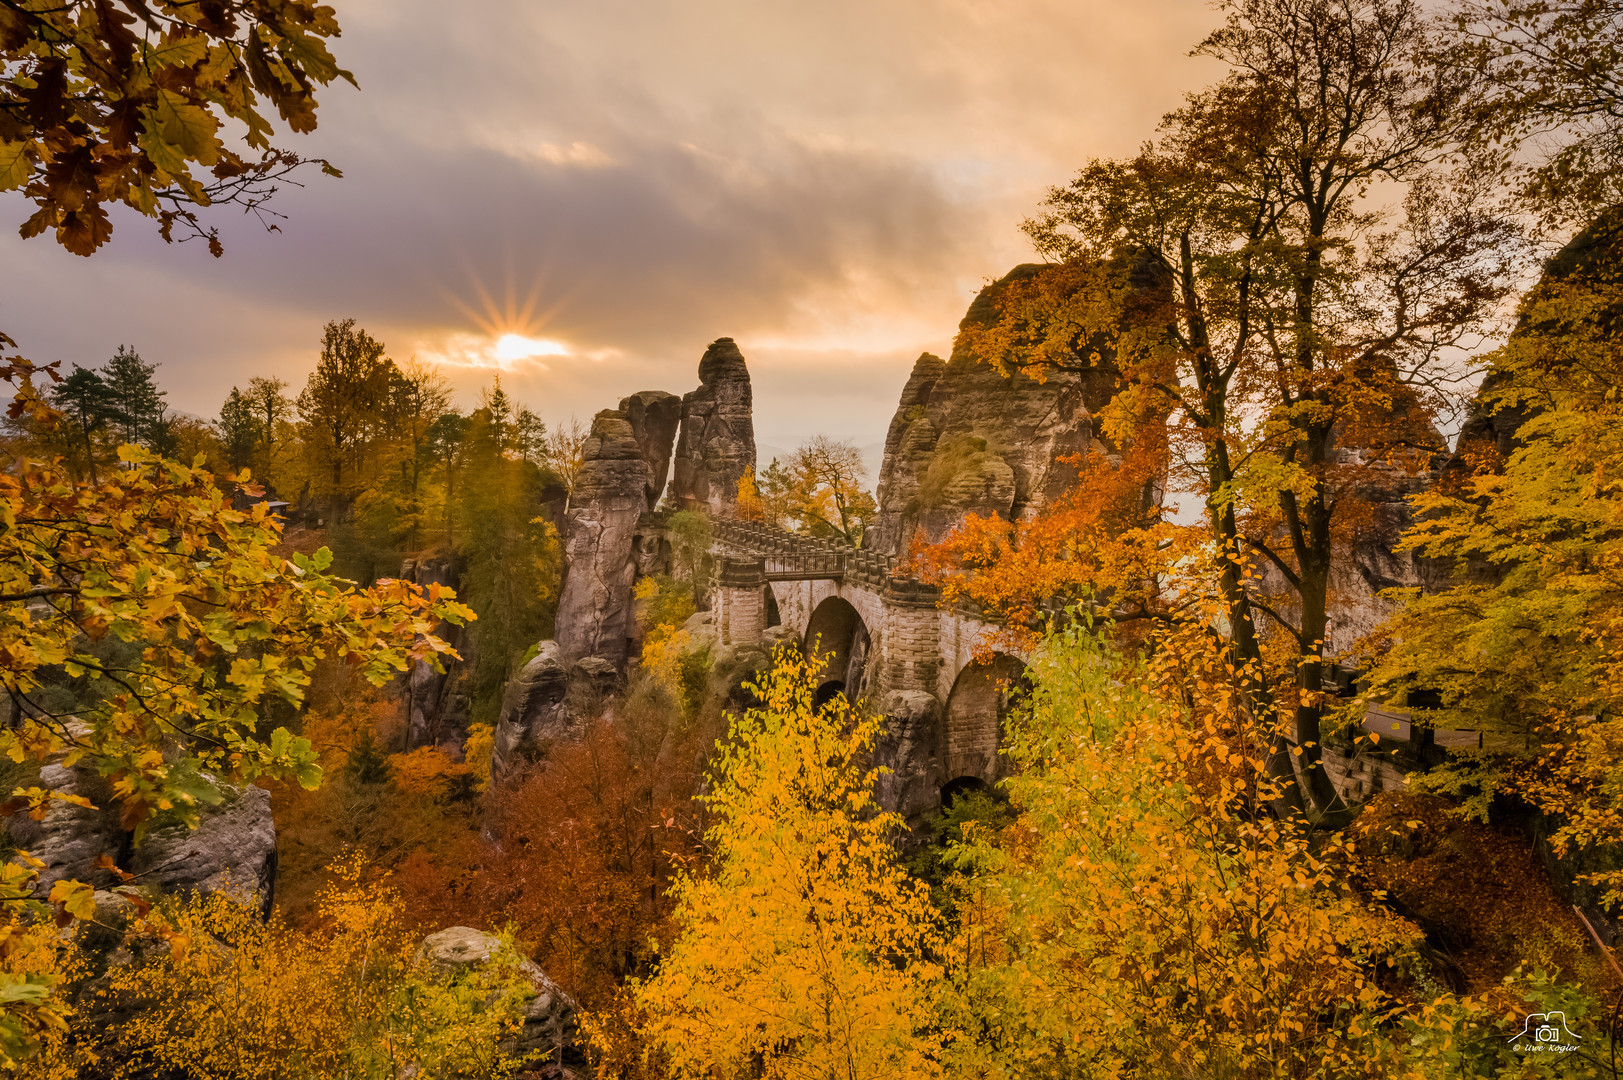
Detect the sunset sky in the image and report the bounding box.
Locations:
[0,0,1219,453]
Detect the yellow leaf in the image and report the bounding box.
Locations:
[0,140,32,191]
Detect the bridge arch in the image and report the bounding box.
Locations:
[940,653,1029,797]
[804,596,871,705]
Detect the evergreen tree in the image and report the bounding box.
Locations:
[218,388,258,469]
[102,345,166,450]
[49,365,114,483]
[515,407,547,465]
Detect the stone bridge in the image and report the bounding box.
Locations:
[705,517,1028,822]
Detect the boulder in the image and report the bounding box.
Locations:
[682,609,720,654]
[492,644,634,782]
[555,409,653,665]
[618,390,684,504]
[670,338,757,513]
[707,642,772,709]
[130,783,277,918]
[4,762,126,896]
[492,642,573,781]
[415,926,580,1067]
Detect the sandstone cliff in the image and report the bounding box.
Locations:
[870,265,1117,556]
[670,337,757,513]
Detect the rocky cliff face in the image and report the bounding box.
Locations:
[670,337,757,513]
[619,390,683,504]
[400,555,471,748]
[490,641,623,782]
[554,406,674,665]
[870,266,1117,556]
[5,764,277,915]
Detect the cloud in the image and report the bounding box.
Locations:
[0,0,1216,444]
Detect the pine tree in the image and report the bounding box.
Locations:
[219,388,258,469]
[102,345,166,450]
[48,365,114,483]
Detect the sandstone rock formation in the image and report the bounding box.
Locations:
[618,390,683,504]
[130,783,278,917]
[492,642,572,780]
[870,690,943,826]
[491,642,627,782]
[5,766,278,915]
[870,267,1118,556]
[4,762,125,895]
[670,337,757,513]
[400,555,470,748]
[416,926,581,1067]
[554,409,658,665]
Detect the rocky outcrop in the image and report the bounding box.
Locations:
[400,555,470,748]
[870,266,1121,556]
[618,390,683,504]
[670,337,757,513]
[5,761,277,914]
[130,783,278,918]
[555,410,655,665]
[491,641,627,781]
[415,926,581,1067]
[1455,209,1623,469]
[4,762,126,896]
[555,393,685,666]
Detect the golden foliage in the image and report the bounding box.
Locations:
[48,861,537,1080]
[637,648,949,1080]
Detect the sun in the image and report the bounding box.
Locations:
[493,333,569,361]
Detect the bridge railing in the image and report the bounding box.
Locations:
[709,517,899,585]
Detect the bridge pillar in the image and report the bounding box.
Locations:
[715,556,767,646]
[879,578,942,695]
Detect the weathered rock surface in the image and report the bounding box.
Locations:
[400,555,470,748]
[555,410,653,665]
[4,762,126,896]
[492,642,572,780]
[670,337,757,513]
[618,390,683,504]
[416,926,580,1066]
[492,642,630,781]
[871,690,943,827]
[870,266,1119,556]
[130,783,278,918]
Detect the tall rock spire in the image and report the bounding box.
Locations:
[669,337,757,514]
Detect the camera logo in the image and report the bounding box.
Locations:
[1509,1012,1582,1054]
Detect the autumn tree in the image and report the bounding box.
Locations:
[0,362,471,1060]
[1448,0,1623,228]
[637,648,949,1079]
[932,0,1518,818]
[296,318,398,513]
[246,375,293,474]
[756,435,878,545]
[453,397,564,722]
[0,0,351,262]
[546,416,587,495]
[946,614,1578,1078]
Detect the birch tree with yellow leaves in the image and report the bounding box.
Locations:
[637,649,950,1080]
